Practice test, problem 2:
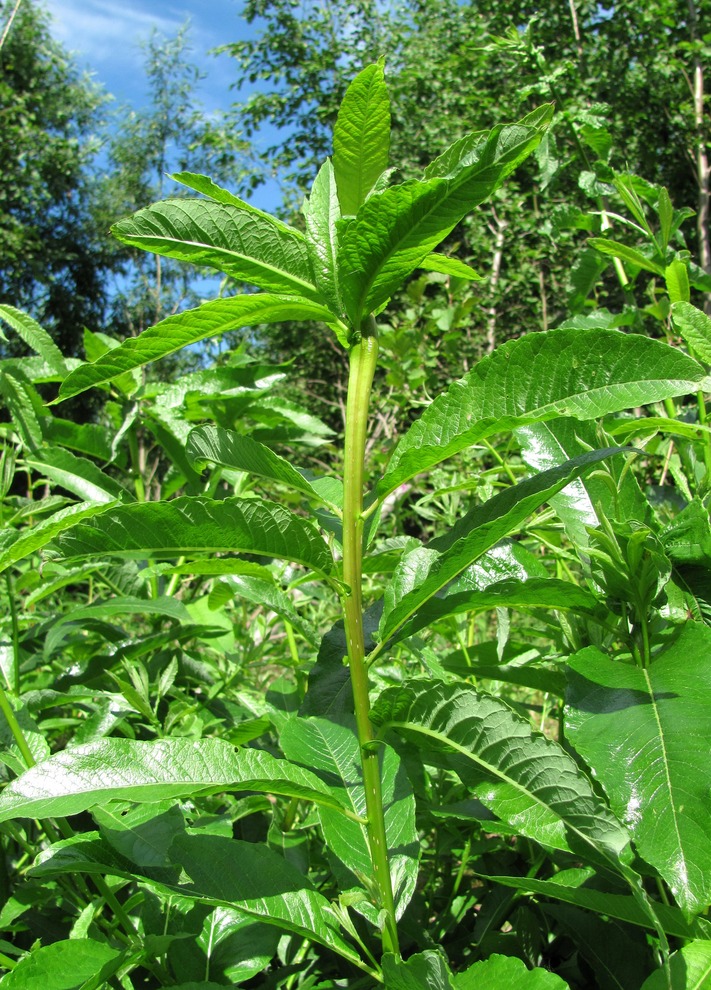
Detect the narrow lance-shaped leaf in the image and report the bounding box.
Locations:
[0,738,357,822]
[338,108,552,326]
[333,61,391,217]
[280,717,419,921]
[378,448,625,649]
[389,577,599,648]
[370,679,631,864]
[566,624,711,917]
[56,296,344,402]
[0,304,67,375]
[32,833,365,970]
[111,199,321,300]
[303,159,345,324]
[24,447,134,504]
[186,425,340,513]
[376,328,709,502]
[0,501,115,575]
[52,496,333,577]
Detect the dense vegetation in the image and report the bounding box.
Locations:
[0,2,710,989]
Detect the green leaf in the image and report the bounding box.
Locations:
[333,62,391,217]
[418,254,485,281]
[0,305,66,375]
[0,501,114,575]
[24,447,133,504]
[479,872,709,941]
[338,110,551,325]
[389,577,599,647]
[217,574,319,648]
[672,302,711,365]
[376,328,708,501]
[516,418,649,549]
[0,368,44,451]
[0,939,121,990]
[303,159,345,324]
[52,496,333,576]
[111,199,319,299]
[454,953,570,989]
[588,237,665,276]
[170,172,301,240]
[378,448,624,649]
[566,624,711,916]
[186,425,339,511]
[382,950,455,990]
[665,259,690,304]
[56,296,342,402]
[371,679,631,863]
[279,717,418,919]
[0,738,354,822]
[641,941,711,990]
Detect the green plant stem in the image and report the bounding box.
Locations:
[5,573,20,694]
[341,318,399,957]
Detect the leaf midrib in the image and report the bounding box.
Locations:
[119,230,320,298]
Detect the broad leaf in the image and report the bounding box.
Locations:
[455,953,570,989]
[338,111,551,325]
[170,172,301,238]
[333,61,391,217]
[112,199,319,299]
[0,738,354,821]
[641,941,711,990]
[56,296,342,402]
[279,716,418,919]
[371,679,631,863]
[378,448,623,649]
[187,425,339,511]
[376,328,708,501]
[0,939,121,990]
[52,496,333,576]
[566,624,711,917]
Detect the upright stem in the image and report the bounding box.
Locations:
[342,318,399,956]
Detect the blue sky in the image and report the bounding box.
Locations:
[42,0,282,210]
[44,0,243,107]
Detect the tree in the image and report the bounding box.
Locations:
[0,0,113,356]
[98,23,256,343]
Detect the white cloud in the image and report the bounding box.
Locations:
[43,0,189,69]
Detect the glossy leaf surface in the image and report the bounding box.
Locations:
[53,496,333,575]
[333,62,390,217]
[376,328,708,501]
[111,199,319,299]
[0,939,121,990]
[371,679,630,862]
[279,716,418,919]
[641,940,711,990]
[566,624,711,916]
[0,738,351,821]
[57,296,340,401]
